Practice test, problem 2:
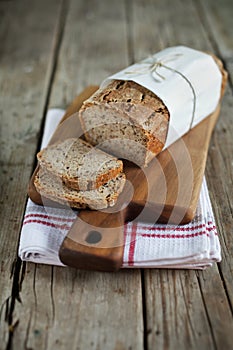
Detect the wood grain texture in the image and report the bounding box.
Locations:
[59,209,125,271]
[196,0,233,60]
[9,264,143,350]
[144,270,215,349]
[145,268,232,350]
[194,0,233,113]
[0,0,64,348]
[204,84,233,319]
[194,0,233,314]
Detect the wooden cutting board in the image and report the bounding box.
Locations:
[28,86,222,271]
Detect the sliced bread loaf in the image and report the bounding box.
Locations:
[34,169,126,210]
[37,138,123,191]
[79,56,226,167]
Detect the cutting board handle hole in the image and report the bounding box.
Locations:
[85,231,102,244]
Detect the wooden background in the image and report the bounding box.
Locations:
[0,0,232,349]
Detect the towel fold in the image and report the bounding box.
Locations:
[18,109,221,269]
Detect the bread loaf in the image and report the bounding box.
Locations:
[79,80,169,166]
[34,169,126,210]
[79,55,226,167]
[37,138,123,191]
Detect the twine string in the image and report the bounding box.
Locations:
[124,54,196,130]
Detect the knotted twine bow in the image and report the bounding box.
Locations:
[125,53,197,130]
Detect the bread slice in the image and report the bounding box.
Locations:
[37,138,123,191]
[34,169,126,210]
[79,55,226,167]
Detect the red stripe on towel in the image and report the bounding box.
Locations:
[128,224,138,267]
[140,231,210,239]
[23,219,71,231]
[131,223,210,232]
[25,213,75,223]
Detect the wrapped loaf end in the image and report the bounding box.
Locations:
[79,80,170,167]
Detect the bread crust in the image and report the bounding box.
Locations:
[37,138,123,191]
[79,80,170,166]
[34,169,126,210]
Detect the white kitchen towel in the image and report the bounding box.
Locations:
[18,109,221,269]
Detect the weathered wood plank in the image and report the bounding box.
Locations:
[145,268,232,349]
[194,0,233,329]
[144,270,215,349]
[196,266,233,350]
[0,0,64,347]
[129,0,213,62]
[13,265,142,350]
[196,0,233,60]
[130,0,233,349]
[11,1,144,349]
[48,0,129,107]
[194,0,233,101]
[205,87,233,305]
[194,0,233,313]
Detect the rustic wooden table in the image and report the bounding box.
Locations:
[1,0,233,349]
